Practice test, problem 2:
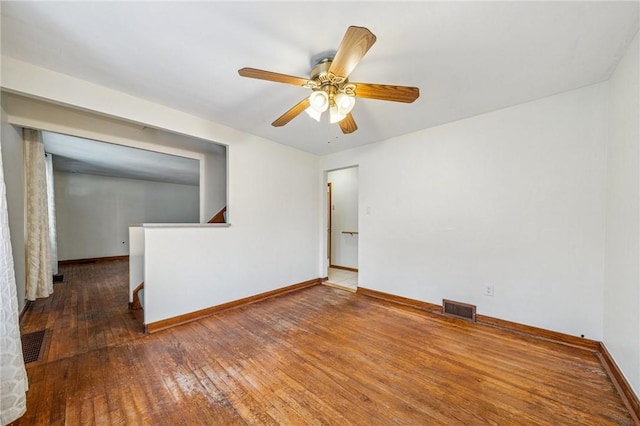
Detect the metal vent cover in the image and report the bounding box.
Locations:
[21,330,46,364]
[442,299,476,322]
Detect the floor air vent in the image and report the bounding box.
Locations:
[21,330,46,364]
[442,299,476,322]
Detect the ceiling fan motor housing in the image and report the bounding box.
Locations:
[309,60,356,105]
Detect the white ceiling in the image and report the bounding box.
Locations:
[43,132,201,186]
[2,2,639,156]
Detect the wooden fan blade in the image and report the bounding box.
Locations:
[272,97,311,127]
[329,26,377,79]
[238,67,310,87]
[339,113,358,134]
[353,83,420,103]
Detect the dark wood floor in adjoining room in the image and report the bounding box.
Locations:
[14,260,634,425]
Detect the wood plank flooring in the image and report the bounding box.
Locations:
[13,260,634,425]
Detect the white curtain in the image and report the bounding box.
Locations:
[24,129,53,300]
[44,154,58,275]
[0,136,28,425]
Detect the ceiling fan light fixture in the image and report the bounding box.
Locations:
[329,105,347,124]
[309,90,329,112]
[305,106,322,122]
[238,26,419,134]
[335,92,356,115]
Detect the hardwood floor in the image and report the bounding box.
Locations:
[14,260,634,425]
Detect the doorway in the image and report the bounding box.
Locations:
[326,166,358,290]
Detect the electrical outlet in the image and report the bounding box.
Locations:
[483,284,494,296]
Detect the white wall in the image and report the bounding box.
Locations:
[144,137,318,324]
[0,95,26,312]
[328,167,358,269]
[604,32,639,396]
[322,83,608,340]
[54,171,199,260]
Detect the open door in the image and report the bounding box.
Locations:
[326,167,358,290]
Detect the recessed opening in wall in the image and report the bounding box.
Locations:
[325,166,359,290]
[43,131,227,225]
[42,130,227,261]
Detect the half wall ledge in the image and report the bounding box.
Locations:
[138,223,231,228]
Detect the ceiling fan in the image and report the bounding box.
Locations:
[238,26,420,134]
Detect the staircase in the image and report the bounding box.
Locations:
[130,282,144,310]
[208,206,227,223]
